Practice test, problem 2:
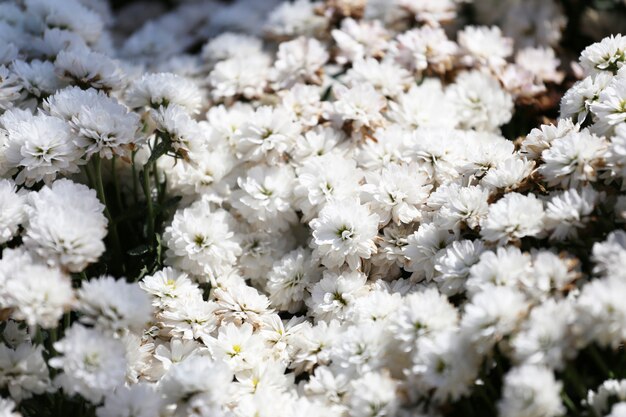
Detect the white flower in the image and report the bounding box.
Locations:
[126,72,203,114]
[347,371,398,417]
[481,193,545,244]
[560,73,613,124]
[271,37,328,90]
[50,324,127,403]
[307,270,368,321]
[498,365,564,417]
[266,248,320,314]
[331,18,389,65]
[390,26,458,74]
[160,356,232,416]
[54,46,123,91]
[310,199,379,270]
[207,322,265,372]
[150,104,207,158]
[0,397,21,417]
[201,33,263,63]
[163,202,241,280]
[77,275,153,333]
[466,246,534,296]
[208,54,270,101]
[23,179,107,272]
[235,106,301,164]
[580,34,626,75]
[361,162,431,225]
[332,83,386,131]
[0,66,22,111]
[0,342,50,402]
[0,179,26,244]
[96,384,162,417]
[544,187,599,240]
[539,130,608,187]
[140,267,202,308]
[447,71,514,132]
[231,164,298,232]
[344,58,412,98]
[2,112,82,186]
[458,26,513,69]
[591,74,626,134]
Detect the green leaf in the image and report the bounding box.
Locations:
[146,138,172,165]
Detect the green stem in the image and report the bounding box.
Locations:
[564,366,588,399]
[131,150,140,205]
[93,155,124,272]
[588,345,614,378]
[111,157,124,213]
[142,163,155,244]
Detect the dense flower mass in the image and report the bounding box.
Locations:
[2,0,626,417]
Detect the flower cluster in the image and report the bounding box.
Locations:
[2,0,626,417]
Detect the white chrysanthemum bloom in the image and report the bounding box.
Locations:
[411,330,481,403]
[50,324,127,403]
[608,402,626,417]
[0,179,26,244]
[399,0,458,24]
[201,32,263,63]
[68,91,141,159]
[404,222,455,281]
[544,186,599,240]
[460,286,528,353]
[160,356,232,417]
[264,0,328,38]
[458,26,513,69]
[54,46,123,91]
[592,230,626,278]
[163,202,241,280]
[307,270,368,321]
[294,153,361,221]
[0,65,22,110]
[510,299,576,370]
[280,84,324,128]
[25,0,105,45]
[390,288,458,352]
[390,26,458,74]
[23,179,107,272]
[0,342,51,402]
[10,59,66,98]
[160,296,218,341]
[271,37,328,90]
[77,275,153,333]
[580,34,626,75]
[2,112,82,186]
[502,0,566,48]
[238,228,296,284]
[235,105,301,164]
[1,254,74,328]
[481,193,545,244]
[347,371,398,417]
[587,379,626,416]
[591,74,626,134]
[0,397,20,417]
[303,366,350,407]
[607,123,626,182]
[388,79,458,130]
[150,104,207,158]
[213,284,272,327]
[521,119,578,160]
[349,288,403,324]
[207,322,265,372]
[96,384,162,417]
[515,47,564,85]
[466,246,533,296]
[267,248,320,314]
[482,156,535,191]
[433,240,484,296]
[332,83,386,132]
[330,321,390,374]
[231,164,297,232]
[560,73,613,124]
[126,72,203,114]
[539,129,608,188]
[331,18,389,65]
[575,276,626,349]
[447,71,513,132]
[310,199,379,270]
[208,53,270,101]
[140,267,202,309]
[498,365,564,417]
[435,185,490,231]
[531,250,578,294]
[361,162,431,225]
[356,125,413,171]
[344,58,412,98]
